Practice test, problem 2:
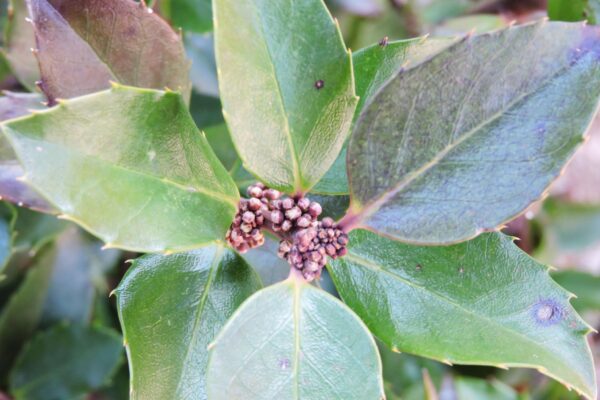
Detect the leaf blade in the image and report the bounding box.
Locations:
[206,279,385,400]
[2,85,238,252]
[346,22,600,244]
[328,230,597,399]
[213,0,357,192]
[115,245,262,400]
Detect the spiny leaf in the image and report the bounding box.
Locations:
[206,279,385,400]
[345,21,600,244]
[328,230,597,399]
[115,245,262,400]
[27,0,191,104]
[2,85,238,253]
[213,0,357,193]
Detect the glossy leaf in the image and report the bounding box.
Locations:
[115,245,261,400]
[206,279,384,400]
[328,230,596,399]
[0,93,53,213]
[27,0,191,103]
[2,85,239,252]
[346,22,600,244]
[214,0,357,193]
[314,37,456,195]
[3,0,39,90]
[548,0,598,24]
[9,324,122,400]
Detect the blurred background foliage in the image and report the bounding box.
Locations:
[0,0,600,399]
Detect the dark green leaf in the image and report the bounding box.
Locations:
[206,279,385,400]
[0,92,53,213]
[346,22,600,244]
[0,246,55,377]
[314,37,457,195]
[552,270,600,312]
[3,0,39,90]
[9,324,122,400]
[115,245,262,400]
[214,0,357,193]
[2,85,239,252]
[328,230,596,399]
[28,0,191,103]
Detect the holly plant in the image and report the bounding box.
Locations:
[0,0,599,399]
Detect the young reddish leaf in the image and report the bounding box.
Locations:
[27,0,191,104]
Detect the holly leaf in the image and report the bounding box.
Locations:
[3,0,39,91]
[115,245,262,400]
[27,0,191,104]
[206,279,385,400]
[313,37,457,195]
[0,92,53,213]
[2,85,239,253]
[345,22,600,244]
[213,0,357,193]
[9,324,122,400]
[328,230,596,399]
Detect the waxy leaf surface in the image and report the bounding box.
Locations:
[2,85,239,252]
[328,230,596,399]
[347,22,600,244]
[213,0,357,193]
[115,245,262,400]
[314,37,456,195]
[206,279,384,400]
[27,0,191,103]
[4,0,39,91]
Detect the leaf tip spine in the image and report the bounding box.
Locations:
[101,243,115,250]
[441,359,453,366]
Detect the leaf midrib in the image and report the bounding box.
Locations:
[341,252,577,370]
[250,0,302,190]
[173,246,223,398]
[356,29,587,220]
[7,130,239,207]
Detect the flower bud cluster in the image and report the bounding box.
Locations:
[226,183,349,281]
[277,217,349,281]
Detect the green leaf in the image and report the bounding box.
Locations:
[115,244,262,400]
[548,0,598,24]
[206,279,385,400]
[552,270,600,312]
[0,246,55,377]
[3,0,40,91]
[9,324,122,400]
[454,377,519,400]
[213,0,357,193]
[27,0,191,104]
[313,37,457,195]
[328,230,596,399]
[169,0,212,33]
[2,85,239,252]
[346,22,600,244]
[0,92,53,213]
